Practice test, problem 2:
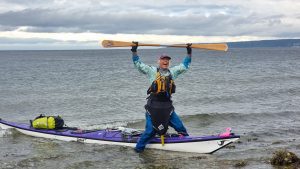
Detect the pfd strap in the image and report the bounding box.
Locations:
[161,135,165,146]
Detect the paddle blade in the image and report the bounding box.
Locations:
[191,43,228,51]
[102,40,136,48]
[170,43,228,51]
[102,40,161,48]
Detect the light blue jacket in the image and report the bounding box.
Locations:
[132,55,191,83]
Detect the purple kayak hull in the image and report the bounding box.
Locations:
[0,118,240,153]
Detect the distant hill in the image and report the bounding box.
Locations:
[228,39,300,48]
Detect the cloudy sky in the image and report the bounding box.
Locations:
[0,0,300,50]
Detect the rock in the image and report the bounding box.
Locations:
[225,145,236,149]
[270,149,299,166]
[234,160,247,168]
[271,141,282,145]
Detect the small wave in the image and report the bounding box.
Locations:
[74,120,142,130]
[0,129,12,137]
[121,111,300,129]
[180,111,300,139]
[63,110,299,140]
[181,110,300,122]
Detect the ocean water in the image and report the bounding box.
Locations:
[0,48,299,169]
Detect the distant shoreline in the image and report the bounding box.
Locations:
[228,39,300,48]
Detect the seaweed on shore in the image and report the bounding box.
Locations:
[270,149,300,167]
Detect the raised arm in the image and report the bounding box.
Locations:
[170,44,192,79]
[131,42,155,76]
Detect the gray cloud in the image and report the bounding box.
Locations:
[0,7,283,36]
[0,37,98,50]
[0,0,299,38]
[0,37,96,44]
[0,37,58,44]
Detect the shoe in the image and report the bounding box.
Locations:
[134,148,144,153]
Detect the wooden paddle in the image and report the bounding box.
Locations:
[102,40,228,51]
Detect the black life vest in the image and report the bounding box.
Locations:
[147,68,176,99]
[145,99,174,135]
[145,68,176,135]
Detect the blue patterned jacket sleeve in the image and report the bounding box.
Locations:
[169,56,191,80]
[132,54,157,83]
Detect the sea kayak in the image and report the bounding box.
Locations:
[0,118,240,154]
